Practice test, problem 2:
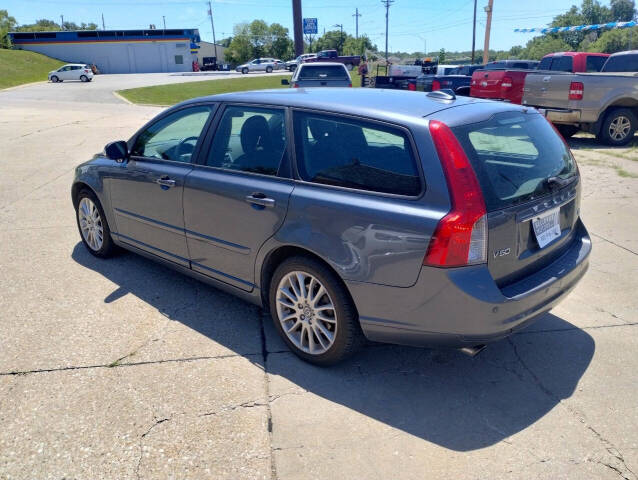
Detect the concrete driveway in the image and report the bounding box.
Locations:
[0,78,637,480]
[0,71,288,105]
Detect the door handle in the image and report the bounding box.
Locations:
[156,176,176,188]
[245,193,275,208]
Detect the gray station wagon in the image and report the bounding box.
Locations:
[72,88,591,365]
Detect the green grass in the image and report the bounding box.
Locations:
[118,71,363,106]
[615,166,638,178]
[0,49,64,89]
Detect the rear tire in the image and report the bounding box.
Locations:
[266,66,273,73]
[75,189,115,258]
[269,256,364,366]
[50,75,59,83]
[346,63,354,71]
[556,124,579,139]
[597,108,636,146]
[80,75,88,82]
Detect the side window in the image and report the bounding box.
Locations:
[586,56,607,72]
[293,112,421,196]
[131,106,212,163]
[538,57,552,70]
[551,56,573,72]
[206,106,287,176]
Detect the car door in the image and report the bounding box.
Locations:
[109,104,215,267]
[183,104,294,291]
[58,66,72,80]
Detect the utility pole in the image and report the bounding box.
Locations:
[482,0,494,65]
[471,0,477,63]
[207,1,218,60]
[381,0,394,64]
[60,14,64,30]
[353,8,362,39]
[292,0,303,56]
[162,15,166,32]
[333,24,343,53]
[101,13,105,30]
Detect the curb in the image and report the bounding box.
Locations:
[1,80,48,92]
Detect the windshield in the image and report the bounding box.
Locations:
[452,112,577,210]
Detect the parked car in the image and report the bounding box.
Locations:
[304,50,361,70]
[522,50,638,145]
[48,64,94,83]
[235,58,277,74]
[415,64,464,92]
[200,57,218,71]
[537,52,609,73]
[72,88,591,365]
[420,64,484,95]
[285,53,317,71]
[282,62,352,88]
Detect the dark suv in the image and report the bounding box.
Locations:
[72,88,591,365]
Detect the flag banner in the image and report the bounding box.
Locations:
[515,20,637,33]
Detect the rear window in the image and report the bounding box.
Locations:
[603,54,638,72]
[298,65,348,79]
[538,57,553,70]
[586,56,607,72]
[550,56,573,72]
[484,62,505,70]
[293,112,421,196]
[452,112,577,210]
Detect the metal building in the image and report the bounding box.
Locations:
[8,29,201,74]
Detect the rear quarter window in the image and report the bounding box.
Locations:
[586,56,607,72]
[452,112,577,210]
[550,56,573,72]
[293,112,421,196]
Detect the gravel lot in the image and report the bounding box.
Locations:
[1,76,637,480]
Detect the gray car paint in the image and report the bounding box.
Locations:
[72,88,590,348]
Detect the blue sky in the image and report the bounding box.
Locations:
[5,0,609,53]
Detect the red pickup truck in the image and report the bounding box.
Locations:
[470,52,610,104]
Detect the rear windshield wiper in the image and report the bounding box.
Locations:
[545,175,576,190]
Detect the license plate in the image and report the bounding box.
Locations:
[532,207,561,249]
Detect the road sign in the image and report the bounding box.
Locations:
[303,18,318,35]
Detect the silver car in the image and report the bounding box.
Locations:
[235,58,277,74]
[72,88,590,365]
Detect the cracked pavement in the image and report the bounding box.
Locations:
[1,78,637,479]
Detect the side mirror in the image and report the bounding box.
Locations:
[281,79,290,85]
[104,140,129,162]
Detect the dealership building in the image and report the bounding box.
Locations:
[8,29,201,73]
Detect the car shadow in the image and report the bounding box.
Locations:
[72,243,594,452]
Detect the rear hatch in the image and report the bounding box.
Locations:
[295,65,351,87]
[452,110,581,287]
[522,73,574,109]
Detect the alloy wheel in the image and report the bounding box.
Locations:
[275,271,338,355]
[609,115,631,141]
[78,197,104,251]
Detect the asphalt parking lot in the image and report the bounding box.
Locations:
[0,77,637,480]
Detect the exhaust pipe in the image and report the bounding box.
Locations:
[458,344,487,357]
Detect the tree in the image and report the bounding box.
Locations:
[342,35,375,56]
[312,30,346,54]
[588,26,637,51]
[268,23,293,59]
[610,0,636,20]
[522,35,572,59]
[0,10,17,48]
[15,18,97,32]
[438,48,446,63]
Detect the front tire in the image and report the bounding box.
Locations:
[242,67,248,74]
[269,256,364,366]
[50,75,59,83]
[75,189,115,258]
[597,108,636,146]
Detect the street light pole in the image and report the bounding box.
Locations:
[207,1,218,61]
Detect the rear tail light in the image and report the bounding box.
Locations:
[407,81,416,91]
[293,83,299,88]
[84,69,90,73]
[424,120,488,267]
[432,79,441,91]
[568,81,583,100]
[348,83,352,87]
[501,76,513,88]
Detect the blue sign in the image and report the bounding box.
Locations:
[303,18,318,35]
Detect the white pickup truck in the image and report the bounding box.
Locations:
[522,50,638,145]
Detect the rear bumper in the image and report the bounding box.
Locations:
[347,220,591,348]
[538,107,582,124]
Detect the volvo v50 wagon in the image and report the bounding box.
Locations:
[72,88,591,365]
